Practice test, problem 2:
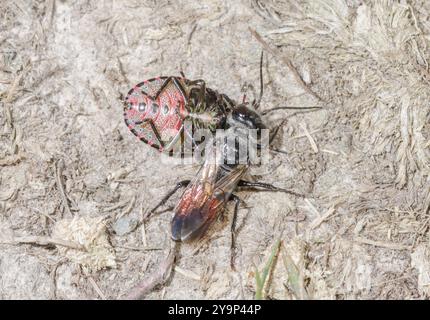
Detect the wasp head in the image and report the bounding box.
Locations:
[227,104,266,131]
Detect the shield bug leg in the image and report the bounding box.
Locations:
[195,80,206,112]
[144,180,191,221]
[237,180,305,198]
[229,194,243,271]
[187,79,206,86]
[187,79,207,112]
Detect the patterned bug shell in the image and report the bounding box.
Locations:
[124,77,187,153]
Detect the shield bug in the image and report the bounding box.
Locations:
[123,76,235,155]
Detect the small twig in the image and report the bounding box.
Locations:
[44,0,56,27]
[123,242,180,300]
[0,188,18,201]
[33,207,56,223]
[141,220,148,247]
[55,159,73,217]
[300,123,318,153]
[50,258,67,299]
[291,129,321,140]
[425,191,430,216]
[321,149,339,155]
[83,269,107,300]
[354,237,411,251]
[373,275,414,288]
[309,204,338,230]
[0,154,24,166]
[174,266,201,281]
[88,276,107,300]
[101,197,130,213]
[116,56,130,84]
[116,195,136,219]
[160,288,167,299]
[303,199,320,216]
[114,244,162,252]
[4,59,30,104]
[1,236,84,251]
[249,28,323,102]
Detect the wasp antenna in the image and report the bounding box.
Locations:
[253,50,264,110]
[262,106,322,115]
[180,71,186,79]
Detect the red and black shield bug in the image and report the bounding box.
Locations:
[124,76,234,155]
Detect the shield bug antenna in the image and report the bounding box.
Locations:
[252,50,264,110]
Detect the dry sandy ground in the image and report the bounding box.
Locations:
[1,0,430,299]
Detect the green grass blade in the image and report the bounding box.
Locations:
[254,239,282,300]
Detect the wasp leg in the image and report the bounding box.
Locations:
[255,119,287,151]
[144,180,191,221]
[237,180,304,198]
[229,194,242,271]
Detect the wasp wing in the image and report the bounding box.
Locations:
[171,143,247,241]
